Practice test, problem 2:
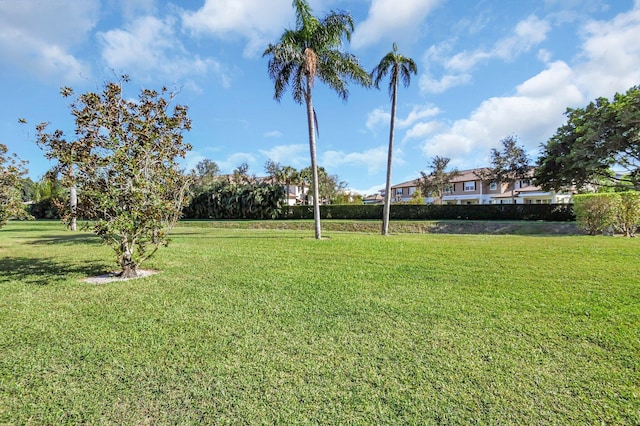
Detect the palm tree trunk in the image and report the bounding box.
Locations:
[382,77,398,236]
[305,79,321,239]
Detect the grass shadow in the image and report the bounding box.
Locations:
[0,256,111,285]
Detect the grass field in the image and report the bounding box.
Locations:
[1,220,638,423]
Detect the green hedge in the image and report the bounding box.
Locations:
[283,204,575,221]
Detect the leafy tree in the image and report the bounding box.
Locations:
[264,0,371,239]
[536,86,640,191]
[19,177,37,202]
[372,43,417,235]
[419,156,461,205]
[477,135,531,203]
[232,162,253,185]
[300,166,346,204]
[265,161,300,205]
[193,159,220,192]
[408,188,424,205]
[36,77,192,278]
[0,144,31,228]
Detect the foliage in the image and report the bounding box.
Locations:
[419,156,461,204]
[299,166,346,204]
[0,143,31,228]
[232,162,253,185]
[574,192,640,236]
[192,159,220,194]
[36,77,192,278]
[536,85,640,191]
[2,221,638,424]
[371,43,417,235]
[477,135,531,203]
[183,180,285,220]
[264,161,300,203]
[285,203,575,222]
[264,0,371,239]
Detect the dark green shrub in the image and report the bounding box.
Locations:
[282,203,575,221]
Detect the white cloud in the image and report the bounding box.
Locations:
[397,105,440,127]
[367,105,440,132]
[258,144,308,167]
[0,0,98,82]
[322,146,394,175]
[404,121,443,141]
[366,107,390,131]
[181,0,293,57]
[421,61,583,162]
[351,0,441,49]
[216,152,259,173]
[419,73,472,94]
[264,130,283,138]
[420,15,551,94]
[98,16,227,86]
[446,15,551,73]
[575,3,640,99]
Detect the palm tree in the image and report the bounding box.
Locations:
[281,165,300,206]
[264,0,371,239]
[372,43,417,236]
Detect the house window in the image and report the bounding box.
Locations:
[519,179,531,188]
[395,188,403,195]
[489,182,497,191]
[444,183,454,194]
[464,181,476,191]
[408,187,415,195]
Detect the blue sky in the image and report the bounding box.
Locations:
[1,0,639,195]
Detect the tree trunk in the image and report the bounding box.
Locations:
[69,185,77,231]
[118,242,138,278]
[305,79,321,240]
[382,76,398,236]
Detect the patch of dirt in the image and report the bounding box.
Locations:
[83,269,159,284]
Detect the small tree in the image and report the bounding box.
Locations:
[477,135,530,203]
[419,156,460,204]
[193,159,220,193]
[0,144,31,228]
[37,77,192,278]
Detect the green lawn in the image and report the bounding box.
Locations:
[1,220,638,424]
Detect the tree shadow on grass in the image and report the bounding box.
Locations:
[28,233,102,246]
[0,256,111,286]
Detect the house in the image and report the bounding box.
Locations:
[390,168,573,205]
[390,179,422,203]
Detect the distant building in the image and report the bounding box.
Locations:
[391,168,573,205]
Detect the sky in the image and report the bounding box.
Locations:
[1,0,640,195]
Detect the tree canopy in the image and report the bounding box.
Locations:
[419,156,460,205]
[0,143,31,228]
[477,135,531,203]
[535,85,640,191]
[36,77,192,278]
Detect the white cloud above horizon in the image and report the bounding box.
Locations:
[351,0,441,49]
[0,0,99,82]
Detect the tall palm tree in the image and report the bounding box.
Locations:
[372,43,418,236]
[264,0,371,239]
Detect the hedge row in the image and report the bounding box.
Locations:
[282,204,575,221]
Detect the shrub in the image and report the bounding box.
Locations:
[573,192,640,236]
